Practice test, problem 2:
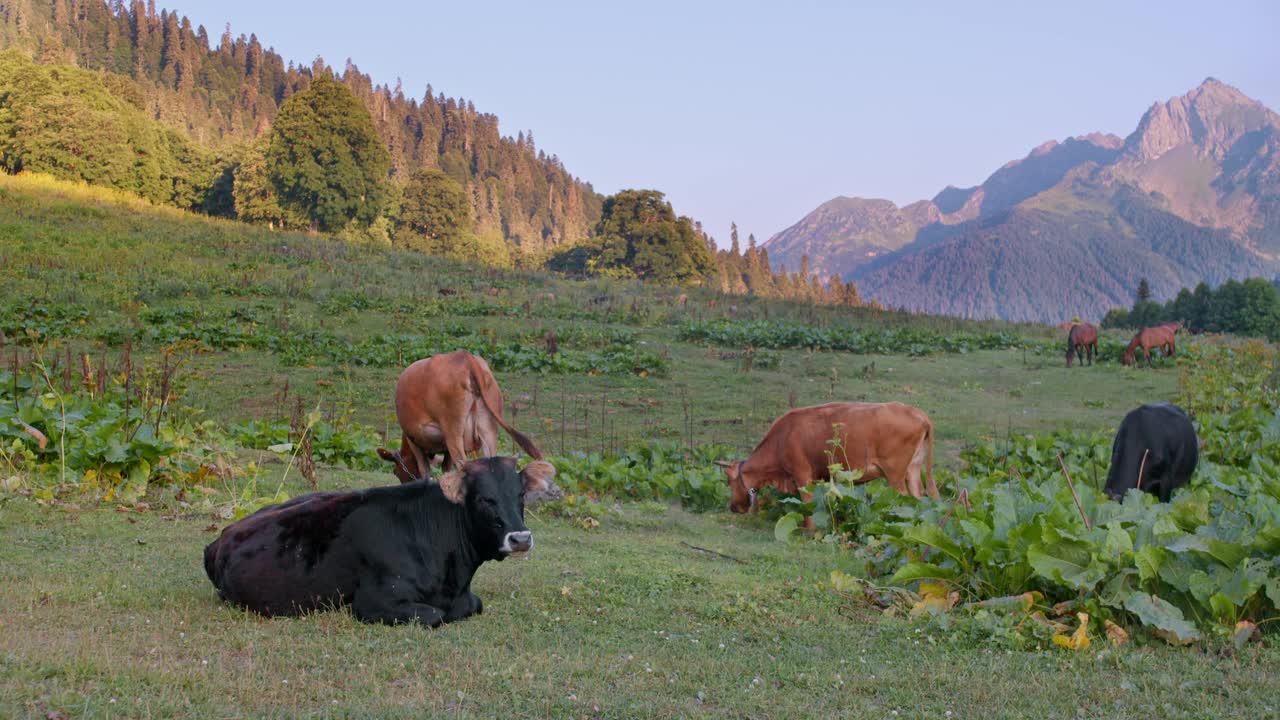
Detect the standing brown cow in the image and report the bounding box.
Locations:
[717,402,936,527]
[381,351,542,482]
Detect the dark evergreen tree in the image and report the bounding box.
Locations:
[1190,281,1213,330]
[1136,277,1152,303]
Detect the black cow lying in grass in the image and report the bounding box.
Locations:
[1104,403,1198,503]
[204,457,554,625]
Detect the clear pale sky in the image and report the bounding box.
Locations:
[176,0,1278,246]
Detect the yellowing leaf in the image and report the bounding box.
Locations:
[909,583,958,617]
[1028,611,1070,636]
[918,582,949,600]
[829,570,862,594]
[1051,600,1077,617]
[1052,613,1091,651]
[1233,621,1258,651]
[1104,620,1129,646]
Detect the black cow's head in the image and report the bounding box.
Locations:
[439,457,554,560]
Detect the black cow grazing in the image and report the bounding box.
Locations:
[1104,403,1198,503]
[204,458,554,625]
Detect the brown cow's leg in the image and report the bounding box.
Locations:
[799,488,817,531]
[790,467,818,530]
[444,413,471,472]
[906,432,930,498]
[404,437,431,482]
[477,421,500,459]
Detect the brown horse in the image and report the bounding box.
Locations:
[1122,326,1176,367]
[1065,323,1098,368]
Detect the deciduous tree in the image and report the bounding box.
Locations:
[265,74,390,232]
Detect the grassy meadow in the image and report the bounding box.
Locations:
[3,173,1277,718]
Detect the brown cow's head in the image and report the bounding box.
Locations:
[377,442,426,484]
[717,460,753,514]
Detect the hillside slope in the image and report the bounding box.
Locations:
[852,187,1272,322]
[0,0,601,252]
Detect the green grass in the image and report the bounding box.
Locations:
[3,172,1269,718]
[4,468,1279,719]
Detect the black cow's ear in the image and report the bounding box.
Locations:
[522,460,555,494]
[439,470,468,504]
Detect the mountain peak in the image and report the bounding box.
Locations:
[766,78,1280,323]
[1123,77,1278,162]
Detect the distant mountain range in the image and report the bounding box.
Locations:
[765,79,1280,322]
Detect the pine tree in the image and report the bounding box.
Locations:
[1136,277,1152,303]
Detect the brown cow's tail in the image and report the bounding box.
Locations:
[467,356,544,460]
[923,421,939,500]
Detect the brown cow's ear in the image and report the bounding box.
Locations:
[522,460,555,494]
[376,447,399,463]
[439,470,468,504]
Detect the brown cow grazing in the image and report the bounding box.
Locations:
[717,402,937,528]
[389,351,542,481]
[1122,326,1176,368]
[1065,323,1099,368]
[377,437,423,484]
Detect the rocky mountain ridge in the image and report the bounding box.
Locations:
[766,79,1280,322]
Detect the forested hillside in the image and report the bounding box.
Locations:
[0,0,601,253]
[0,0,870,303]
[852,187,1273,323]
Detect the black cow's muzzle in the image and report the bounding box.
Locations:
[500,530,533,555]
